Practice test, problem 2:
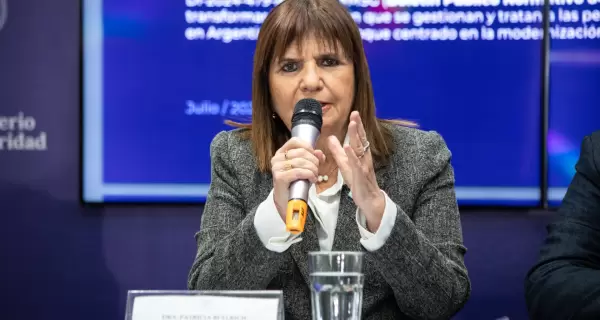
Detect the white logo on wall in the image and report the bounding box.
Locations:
[0,112,48,151]
[0,0,7,32]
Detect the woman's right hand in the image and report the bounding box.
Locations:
[271,138,325,221]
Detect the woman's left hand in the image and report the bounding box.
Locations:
[328,111,385,232]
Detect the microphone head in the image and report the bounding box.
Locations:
[291,99,323,131]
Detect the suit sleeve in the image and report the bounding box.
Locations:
[187,131,288,290]
[370,131,471,320]
[525,133,600,320]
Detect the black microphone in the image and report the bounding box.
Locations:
[285,98,323,234]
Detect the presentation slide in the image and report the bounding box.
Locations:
[547,0,600,205]
[83,0,565,205]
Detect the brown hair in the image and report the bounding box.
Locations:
[226,0,417,172]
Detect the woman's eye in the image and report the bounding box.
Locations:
[281,62,298,72]
[321,58,339,67]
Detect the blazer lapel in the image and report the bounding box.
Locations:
[286,159,390,283]
[289,207,320,283]
[331,184,363,252]
[332,160,390,251]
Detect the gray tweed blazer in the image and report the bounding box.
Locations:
[188,124,471,320]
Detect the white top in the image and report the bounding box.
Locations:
[253,137,398,252]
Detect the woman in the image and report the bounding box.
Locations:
[187,0,471,318]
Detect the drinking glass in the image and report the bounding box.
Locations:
[308,251,365,320]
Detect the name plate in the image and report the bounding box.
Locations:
[126,291,284,320]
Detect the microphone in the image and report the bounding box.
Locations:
[286,98,323,234]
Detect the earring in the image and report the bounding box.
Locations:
[272,113,277,119]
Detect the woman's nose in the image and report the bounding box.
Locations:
[299,62,322,92]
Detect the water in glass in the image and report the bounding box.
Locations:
[310,271,364,320]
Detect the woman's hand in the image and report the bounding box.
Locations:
[271,138,326,221]
[328,111,385,232]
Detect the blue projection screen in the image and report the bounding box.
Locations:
[547,0,600,206]
[83,0,545,205]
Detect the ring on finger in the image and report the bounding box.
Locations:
[357,140,370,159]
[362,140,370,153]
[281,162,293,171]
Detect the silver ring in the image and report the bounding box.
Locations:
[358,142,370,159]
[362,140,370,153]
[358,140,371,159]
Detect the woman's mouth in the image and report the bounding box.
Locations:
[318,101,331,112]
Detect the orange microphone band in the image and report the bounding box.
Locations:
[285,198,308,234]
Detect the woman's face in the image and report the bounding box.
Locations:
[269,35,355,138]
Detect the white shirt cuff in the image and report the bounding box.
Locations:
[254,189,302,253]
[356,190,397,251]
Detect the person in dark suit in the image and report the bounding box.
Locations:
[525,130,600,320]
[187,0,471,318]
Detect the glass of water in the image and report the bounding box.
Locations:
[309,251,365,320]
